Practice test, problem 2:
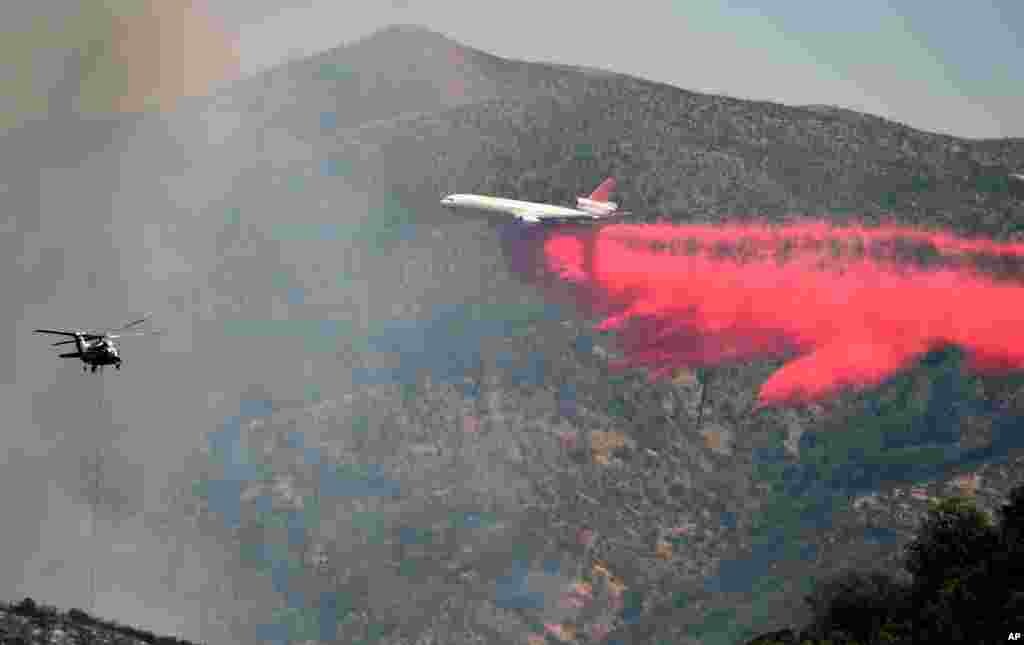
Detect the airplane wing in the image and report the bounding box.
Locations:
[518,212,608,224]
[504,203,545,223]
[509,204,588,224]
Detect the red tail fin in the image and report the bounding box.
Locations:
[587,177,615,203]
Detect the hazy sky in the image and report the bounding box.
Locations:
[218,0,1021,139]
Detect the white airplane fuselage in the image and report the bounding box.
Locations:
[442,177,624,224]
[441,194,595,222]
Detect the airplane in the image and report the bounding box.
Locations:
[34,314,163,373]
[441,177,628,224]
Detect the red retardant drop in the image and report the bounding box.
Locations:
[506,220,1024,407]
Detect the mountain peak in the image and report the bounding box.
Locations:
[351,23,461,49]
[374,23,442,35]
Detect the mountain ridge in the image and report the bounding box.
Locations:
[194,22,1023,235]
[236,23,1018,143]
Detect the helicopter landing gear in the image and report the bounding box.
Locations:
[90,365,97,373]
[115,362,121,370]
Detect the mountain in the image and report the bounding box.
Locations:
[214,24,504,139]
[185,26,1024,644]
[200,24,1024,235]
[6,23,1024,645]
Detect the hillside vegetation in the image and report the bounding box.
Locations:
[8,23,1024,645]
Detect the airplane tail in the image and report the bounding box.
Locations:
[576,177,620,217]
[586,177,616,203]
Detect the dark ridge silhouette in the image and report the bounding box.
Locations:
[2,598,205,644]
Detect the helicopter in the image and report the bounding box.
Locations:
[34,314,164,373]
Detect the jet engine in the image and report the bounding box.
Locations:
[576,197,618,216]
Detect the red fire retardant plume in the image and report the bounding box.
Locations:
[517,221,1024,407]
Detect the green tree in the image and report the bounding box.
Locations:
[998,484,1024,553]
[903,496,999,643]
[987,485,1024,634]
[802,570,910,644]
[905,496,997,585]
[746,484,1024,645]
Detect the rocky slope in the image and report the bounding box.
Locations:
[0,599,202,645]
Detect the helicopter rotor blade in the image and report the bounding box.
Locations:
[52,339,77,346]
[110,313,153,333]
[34,329,78,337]
[107,330,165,340]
